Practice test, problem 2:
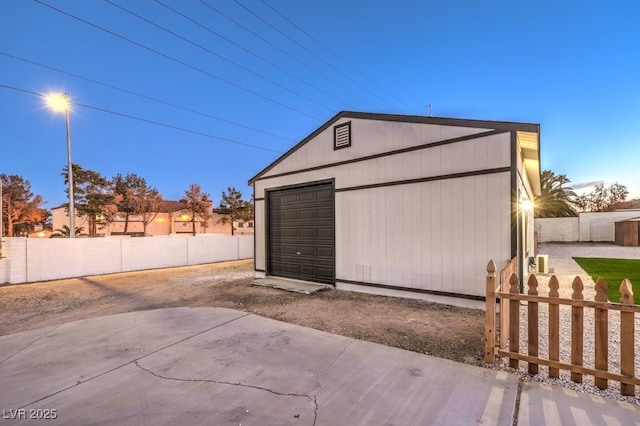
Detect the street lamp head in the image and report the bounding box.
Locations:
[46,92,69,112]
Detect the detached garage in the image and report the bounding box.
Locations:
[249,112,541,308]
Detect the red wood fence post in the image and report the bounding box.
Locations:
[620,279,635,396]
[485,260,497,364]
[571,276,584,383]
[548,275,560,378]
[509,273,520,369]
[594,277,609,390]
[527,274,539,375]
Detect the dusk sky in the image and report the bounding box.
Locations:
[2,1,639,210]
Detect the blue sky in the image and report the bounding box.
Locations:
[2,0,639,209]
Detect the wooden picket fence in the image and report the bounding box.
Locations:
[485,259,640,396]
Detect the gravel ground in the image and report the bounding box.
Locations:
[0,259,485,366]
[495,243,640,405]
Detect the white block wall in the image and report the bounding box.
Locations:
[0,235,254,285]
[535,218,580,242]
[535,210,640,242]
[579,211,640,242]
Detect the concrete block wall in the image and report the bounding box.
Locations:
[535,218,579,242]
[579,211,640,242]
[536,210,640,243]
[0,235,254,285]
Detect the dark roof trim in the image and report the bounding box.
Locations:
[248,111,540,184]
[334,167,510,193]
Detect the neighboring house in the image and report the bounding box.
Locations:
[51,201,244,236]
[27,229,54,238]
[232,219,254,235]
[609,199,640,210]
[249,111,540,308]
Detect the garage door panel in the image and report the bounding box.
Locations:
[316,207,333,220]
[316,188,333,200]
[267,182,334,285]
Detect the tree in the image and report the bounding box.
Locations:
[218,187,253,235]
[112,173,163,235]
[112,173,144,234]
[62,164,118,237]
[180,184,212,236]
[1,174,46,236]
[534,170,578,218]
[575,182,629,212]
[134,186,164,236]
[50,225,86,238]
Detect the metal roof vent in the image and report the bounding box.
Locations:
[334,121,351,150]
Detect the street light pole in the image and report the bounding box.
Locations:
[63,93,75,238]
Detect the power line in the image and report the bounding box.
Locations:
[33,0,323,121]
[153,0,357,109]
[105,0,335,113]
[199,0,379,110]
[232,0,396,111]
[76,102,282,153]
[0,82,284,153]
[0,51,295,143]
[259,0,418,114]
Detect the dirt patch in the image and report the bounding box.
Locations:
[0,259,485,365]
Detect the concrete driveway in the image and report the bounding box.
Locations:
[1,307,638,425]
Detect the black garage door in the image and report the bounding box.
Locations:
[267,181,334,284]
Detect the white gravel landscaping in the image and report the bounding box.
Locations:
[494,243,640,405]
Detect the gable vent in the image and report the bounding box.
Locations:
[334,122,351,150]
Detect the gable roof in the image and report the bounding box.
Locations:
[248,111,540,185]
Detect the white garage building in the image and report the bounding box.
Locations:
[249,112,540,308]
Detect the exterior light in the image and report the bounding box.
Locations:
[46,93,68,112]
[521,199,533,212]
[47,92,75,238]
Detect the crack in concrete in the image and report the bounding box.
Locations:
[135,361,318,424]
[0,324,62,365]
[134,360,308,398]
[16,312,252,409]
[309,339,354,425]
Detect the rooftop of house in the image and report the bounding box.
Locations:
[609,199,640,210]
[52,200,224,214]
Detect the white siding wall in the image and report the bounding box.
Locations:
[0,235,254,284]
[262,120,489,178]
[335,173,511,297]
[254,200,266,271]
[255,131,512,199]
[254,118,514,299]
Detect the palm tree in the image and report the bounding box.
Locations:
[50,225,85,238]
[534,170,578,218]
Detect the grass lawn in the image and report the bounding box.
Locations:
[572,257,640,302]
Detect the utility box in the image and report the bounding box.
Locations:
[536,255,549,274]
